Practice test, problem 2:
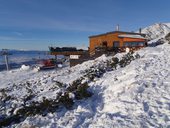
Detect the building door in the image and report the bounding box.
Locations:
[102,41,108,47]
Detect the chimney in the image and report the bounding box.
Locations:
[139,28,142,34]
[116,24,120,31]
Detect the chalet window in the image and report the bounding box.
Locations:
[124,42,145,47]
[138,42,145,46]
[124,42,130,47]
[113,41,120,47]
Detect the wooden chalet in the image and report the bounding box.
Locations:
[89,31,147,55]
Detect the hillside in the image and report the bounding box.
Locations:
[0,23,170,127]
[0,42,170,127]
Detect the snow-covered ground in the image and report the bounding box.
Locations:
[1,23,170,127]
[0,42,170,128]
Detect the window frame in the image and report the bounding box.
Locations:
[123,42,145,47]
[113,41,120,47]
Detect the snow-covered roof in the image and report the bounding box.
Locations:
[118,34,146,39]
[89,31,146,38]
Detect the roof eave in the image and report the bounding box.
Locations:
[89,31,146,38]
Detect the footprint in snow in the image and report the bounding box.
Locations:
[137,86,145,93]
[143,102,149,112]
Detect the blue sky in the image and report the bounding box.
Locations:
[0,0,170,50]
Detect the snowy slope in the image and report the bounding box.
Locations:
[0,41,170,127]
[1,22,170,127]
[142,23,170,40]
[87,43,170,127]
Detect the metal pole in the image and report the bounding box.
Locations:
[4,54,9,71]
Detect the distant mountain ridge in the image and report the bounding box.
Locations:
[141,23,170,40]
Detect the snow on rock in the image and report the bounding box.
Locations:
[20,64,30,71]
[69,92,75,99]
[58,64,63,68]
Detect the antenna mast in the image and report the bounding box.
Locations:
[116,24,120,31]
